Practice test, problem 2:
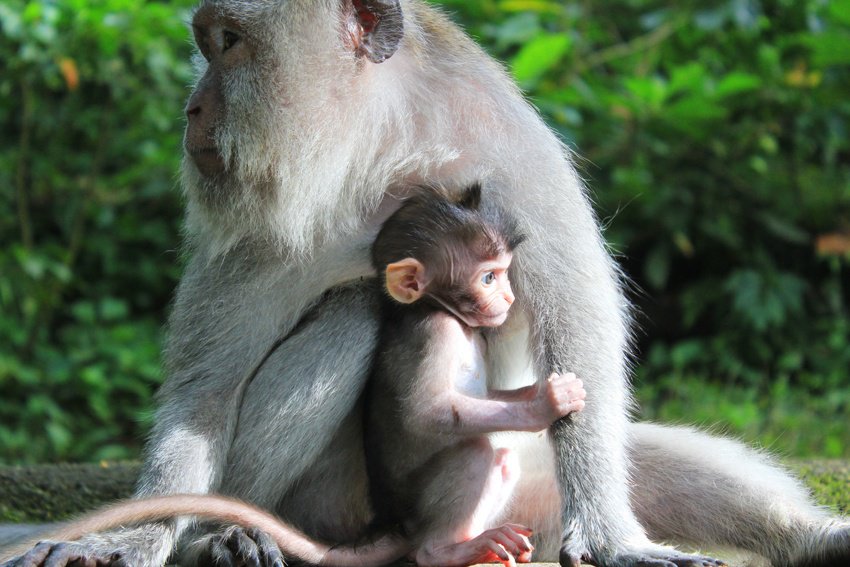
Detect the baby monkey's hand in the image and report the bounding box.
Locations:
[528,372,585,430]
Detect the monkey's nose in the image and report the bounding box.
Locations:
[185,103,202,118]
[504,290,515,304]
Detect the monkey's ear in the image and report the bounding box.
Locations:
[346,0,404,64]
[457,183,482,210]
[385,258,426,304]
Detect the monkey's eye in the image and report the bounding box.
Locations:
[481,272,496,285]
[192,26,211,61]
[223,30,240,52]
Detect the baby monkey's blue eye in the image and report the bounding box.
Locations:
[482,272,496,285]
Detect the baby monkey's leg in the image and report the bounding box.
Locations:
[414,443,533,567]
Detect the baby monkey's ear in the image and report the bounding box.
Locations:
[385,258,427,304]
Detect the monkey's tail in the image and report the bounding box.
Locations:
[2,494,411,567]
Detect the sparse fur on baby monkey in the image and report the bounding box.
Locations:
[366,185,586,567]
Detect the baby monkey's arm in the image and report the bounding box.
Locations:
[412,371,586,436]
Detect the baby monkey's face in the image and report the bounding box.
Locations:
[383,248,516,328]
[467,251,515,327]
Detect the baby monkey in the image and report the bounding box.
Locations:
[367,184,586,567]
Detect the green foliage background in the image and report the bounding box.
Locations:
[0,0,848,464]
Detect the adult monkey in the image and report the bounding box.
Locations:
[5,0,849,566]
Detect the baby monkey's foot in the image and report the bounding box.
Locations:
[416,524,533,567]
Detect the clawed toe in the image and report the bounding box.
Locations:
[634,554,725,567]
[199,526,284,567]
[560,546,727,567]
[3,541,122,567]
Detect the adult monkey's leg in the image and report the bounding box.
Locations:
[629,423,850,567]
[178,283,380,566]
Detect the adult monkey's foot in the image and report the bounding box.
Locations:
[2,524,172,567]
[2,541,124,567]
[189,526,284,567]
[560,545,728,567]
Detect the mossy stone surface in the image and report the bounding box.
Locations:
[0,462,138,523]
[794,459,850,515]
[0,460,847,523]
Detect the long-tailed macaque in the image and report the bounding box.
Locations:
[2,0,848,566]
[366,186,588,567]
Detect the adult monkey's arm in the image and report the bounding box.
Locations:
[481,141,689,566]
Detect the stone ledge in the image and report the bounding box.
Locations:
[0,462,138,523]
[793,459,850,514]
[1,460,847,524]
[0,461,847,567]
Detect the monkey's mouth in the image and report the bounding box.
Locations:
[475,310,511,328]
[187,146,226,178]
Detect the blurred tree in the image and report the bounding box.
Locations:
[0,0,194,462]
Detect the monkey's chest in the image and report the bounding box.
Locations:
[455,333,489,398]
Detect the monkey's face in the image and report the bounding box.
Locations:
[464,251,515,327]
[180,0,407,256]
[184,3,301,186]
[185,5,246,179]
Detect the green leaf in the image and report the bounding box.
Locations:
[71,301,97,324]
[725,270,768,330]
[829,0,850,27]
[492,12,540,49]
[46,422,72,452]
[100,297,129,321]
[716,72,762,97]
[498,0,564,15]
[0,4,23,38]
[16,253,46,279]
[624,76,667,110]
[81,364,107,387]
[756,212,809,245]
[665,97,728,134]
[668,63,707,96]
[670,340,703,369]
[510,33,571,86]
[807,31,850,67]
